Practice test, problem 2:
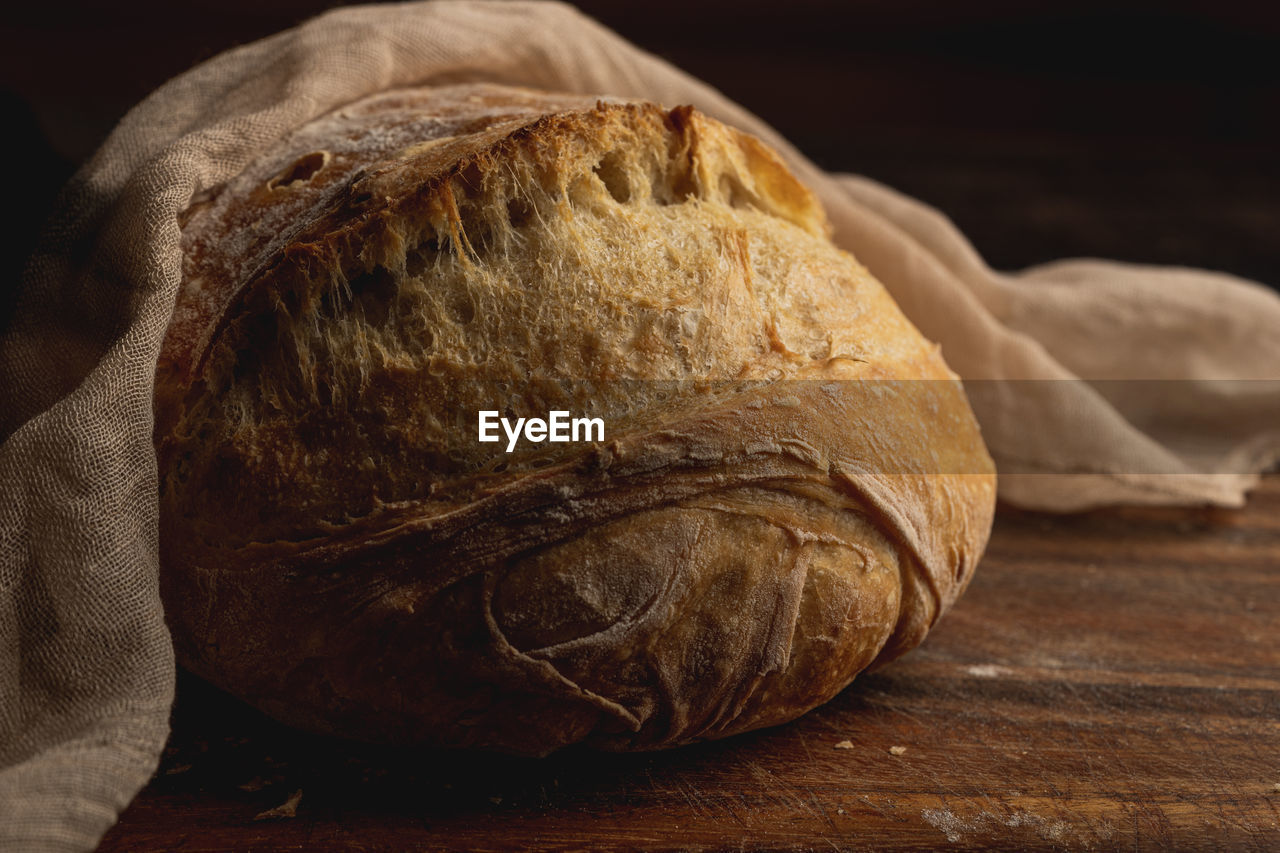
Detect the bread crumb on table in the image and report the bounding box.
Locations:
[834,740,854,749]
[889,746,908,756]
[254,789,302,820]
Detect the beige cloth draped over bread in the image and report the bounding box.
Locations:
[1,1,1276,849]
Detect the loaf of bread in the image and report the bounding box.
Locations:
[155,83,996,753]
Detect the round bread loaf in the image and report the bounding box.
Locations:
[155,83,996,753]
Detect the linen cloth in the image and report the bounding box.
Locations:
[2,2,1277,848]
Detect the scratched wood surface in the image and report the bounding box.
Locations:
[98,475,1280,851]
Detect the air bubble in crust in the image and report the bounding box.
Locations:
[268,151,331,190]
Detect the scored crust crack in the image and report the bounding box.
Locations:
[154,83,996,753]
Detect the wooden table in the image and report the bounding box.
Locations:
[100,475,1280,851]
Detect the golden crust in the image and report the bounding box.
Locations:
[155,83,995,753]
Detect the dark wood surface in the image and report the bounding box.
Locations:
[99,476,1280,852]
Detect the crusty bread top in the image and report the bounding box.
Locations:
[158,82,966,537]
[162,84,826,388]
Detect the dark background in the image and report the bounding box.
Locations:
[3,0,1279,309]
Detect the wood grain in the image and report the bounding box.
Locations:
[99,475,1280,851]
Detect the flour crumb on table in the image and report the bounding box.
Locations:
[889,746,907,756]
[834,740,854,749]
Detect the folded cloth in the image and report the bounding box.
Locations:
[1,2,1276,849]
